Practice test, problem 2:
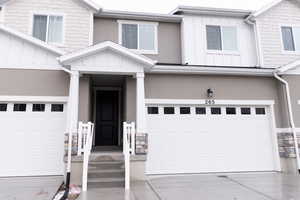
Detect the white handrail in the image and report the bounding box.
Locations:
[123,122,136,190]
[78,122,94,192]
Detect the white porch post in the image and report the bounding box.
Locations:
[66,70,80,177]
[135,72,147,134]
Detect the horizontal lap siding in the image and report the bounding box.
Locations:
[256,0,300,68]
[2,0,92,52]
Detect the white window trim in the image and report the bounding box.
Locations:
[118,20,158,55]
[205,25,240,55]
[279,24,300,55]
[30,12,66,47]
[0,96,68,103]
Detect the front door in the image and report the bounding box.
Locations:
[95,90,119,146]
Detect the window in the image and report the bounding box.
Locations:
[206,25,238,51]
[164,107,174,114]
[226,107,236,115]
[14,104,26,112]
[33,15,63,44]
[256,108,266,115]
[180,107,190,114]
[51,104,64,112]
[120,21,157,53]
[196,107,206,115]
[148,107,159,114]
[241,107,251,115]
[281,26,300,52]
[33,104,45,112]
[211,107,221,115]
[0,104,7,111]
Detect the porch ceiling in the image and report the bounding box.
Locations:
[58,41,156,74]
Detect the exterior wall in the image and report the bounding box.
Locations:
[93,18,182,64]
[79,76,90,122]
[181,15,257,67]
[256,0,300,68]
[0,69,69,96]
[2,0,93,52]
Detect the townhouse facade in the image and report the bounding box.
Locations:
[0,0,300,188]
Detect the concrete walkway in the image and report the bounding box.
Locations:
[0,176,63,200]
[78,173,300,200]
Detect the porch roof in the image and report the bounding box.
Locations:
[58,41,156,74]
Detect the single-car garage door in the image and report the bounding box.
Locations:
[146,103,278,174]
[0,102,66,176]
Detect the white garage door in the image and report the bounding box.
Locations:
[0,102,66,176]
[146,104,278,174]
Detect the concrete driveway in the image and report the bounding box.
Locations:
[0,176,63,200]
[78,173,300,200]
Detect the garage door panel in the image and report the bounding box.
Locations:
[146,105,277,174]
[0,102,66,176]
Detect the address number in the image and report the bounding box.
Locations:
[205,99,215,105]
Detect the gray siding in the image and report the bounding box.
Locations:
[93,18,182,64]
[2,0,92,52]
[256,0,300,68]
[126,74,284,128]
[0,69,69,96]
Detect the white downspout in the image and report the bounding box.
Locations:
[274,71,300,173]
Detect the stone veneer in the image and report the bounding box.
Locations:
[64,133,78,156]
[135,133,148,155]
[277,132,300,158]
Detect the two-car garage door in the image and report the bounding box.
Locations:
[146,103,278,174]
[0,101,66,177]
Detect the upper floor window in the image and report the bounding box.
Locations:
[32,15,63,44]
[206,25,238,52]
[119,20,158,54]
[281,26,300,52]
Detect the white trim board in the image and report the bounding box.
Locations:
[145,99,275,106]
[0,96,68,102]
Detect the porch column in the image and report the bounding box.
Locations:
[135,72,146,133]
[134,72,148,155]
[66,70,80,170]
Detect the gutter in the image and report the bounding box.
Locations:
[273,71,300,174]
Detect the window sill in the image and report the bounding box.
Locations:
[281,51,300,55]
[206,50,240,56]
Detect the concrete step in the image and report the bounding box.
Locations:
[88,170,125,179]
[88,177,125,188]
[89,153,124,162]
[89,162,124,170]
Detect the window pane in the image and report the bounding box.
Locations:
[180,107,190,114]
[293,27,300,51]
[148,107,158,114]
[122,24,138,49]
[14,104,26,112]
[226,107,236,115]
[139,24,155,51]
[241,107,251,115]
[282,27,295,51]
[206,25,222,50]
[211,107,221,115]
[33,15,47,41]
[51,104,64,112]
[48,16,63,43]
[164,107,174,114]
[33,104,45,112]
[256,108,266,115]
[196,107,206,115]
[222,27,237,51]
[0,103,7,111]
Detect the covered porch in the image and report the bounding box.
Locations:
[58,41,156,186]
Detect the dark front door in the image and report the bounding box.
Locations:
[95,90,119,146]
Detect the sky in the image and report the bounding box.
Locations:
[93,0,274,14]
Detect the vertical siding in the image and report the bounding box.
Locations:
[2,0,92,52]
[182,15,257,67]
[256,0,300,68]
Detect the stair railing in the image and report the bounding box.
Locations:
[78,122,94,192]
[123,122,136,190]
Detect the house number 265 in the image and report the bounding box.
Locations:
[205,99,215,105]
